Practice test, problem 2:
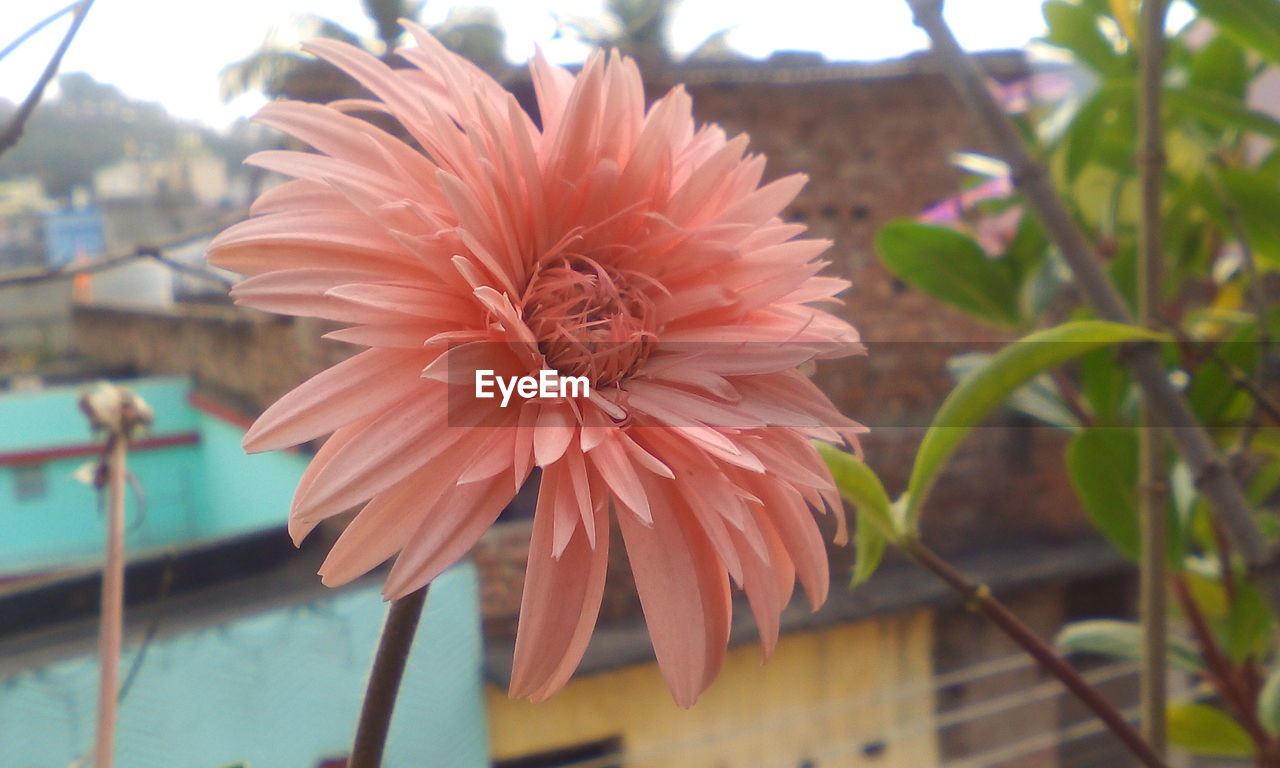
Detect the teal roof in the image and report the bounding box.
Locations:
[0,376,196,453]
[0,378,308,576]
[0,564,490,767]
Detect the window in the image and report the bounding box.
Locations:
[13,464,46,501]
[495,737,623,768]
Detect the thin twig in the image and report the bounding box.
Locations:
[1173,576,1280,762]
[1211,161,1275,453]
[904,0,1277,599]
[1160,319,1280,429]
[1137,0,1169,753]
[349,585,429,768]
[0,212,245,290]
[1211,348,1280,426]
[0,1,81,62]
[0,0,94,158]
[1050,368,1095,426]
[901,538,1171,768]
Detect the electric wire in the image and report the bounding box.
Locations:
[515,657,1139,768]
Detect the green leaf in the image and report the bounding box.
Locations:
[1078,344,1130,423]
[1188,323,1259,425]
[1218,168,1280,267]
[1226,581,1274,664]
[1056,619,1205,672]
[1002,207,1048,287]
[903,321,1166,526]
[1185,568,1232,619]
[1107,243,1138,316]
[1167,701,1256,758]
[816,443,895,586]
[1067,427,1140,559]
[1191,0,1280,67]
[1167,86,1280,142]
[949,353,1081,429]
[1259,666,1280,737]
[852,512,887,587]
[1248,459,1280,506]
[876,220,1022,328]
[1043,0,1126,75]
[1188,33,1249,101]
[1062,88,1113,183]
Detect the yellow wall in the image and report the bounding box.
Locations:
[487,609,937,768]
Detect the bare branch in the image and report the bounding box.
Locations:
[0,0,94,159]
[1137,0,1169,752]
[903,538,1171,768]
[0,213,245,290]
[0,1,81,62]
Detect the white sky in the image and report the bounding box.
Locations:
[0,0,1049,129]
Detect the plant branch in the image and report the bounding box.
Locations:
[1137,0,1169,752]
[0,1,81,62]
[1172,576,1278,760]
[1160,321,1280,430]
[0,0,94,159]
[0,213,244,290]
[905,0,1276,595]
[1212,349,1280,427]
[1212,159,1274,453]
[349,585,429,768]
[901,538,1172,768]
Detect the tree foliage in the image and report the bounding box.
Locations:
[823,1,1280,762]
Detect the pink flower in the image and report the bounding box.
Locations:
[208,24,864,707]
[918,175,1022,255]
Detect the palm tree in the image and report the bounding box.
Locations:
[220,1,505,104]
[562,0,738,70]
[563,0,672,70]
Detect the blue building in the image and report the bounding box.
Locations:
[0,378,490,767]
[40,206,105,267]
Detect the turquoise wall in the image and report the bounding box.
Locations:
[0,445,205,574]
[0,377,197,454]
[193,411,305,539]
[0,564,490,768]
[0,378,309,576]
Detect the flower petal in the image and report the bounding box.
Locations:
[509,474,609,700]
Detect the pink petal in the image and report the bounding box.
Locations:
[617,474,732,708]
[508,480,609,701]
[244,349,431,453]
[381,471,525,598]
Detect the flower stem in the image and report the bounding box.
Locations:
[92,436,126,768]
[900,538,1172,768]
[349,584,429,768]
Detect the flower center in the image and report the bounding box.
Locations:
[521,255,658,387]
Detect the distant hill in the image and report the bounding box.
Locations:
[0,73,266,200]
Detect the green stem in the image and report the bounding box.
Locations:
[1137,0,1169,753]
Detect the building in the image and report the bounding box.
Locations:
[0,377,301,576]
[0,377,490,767]
[93,143,230,209]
